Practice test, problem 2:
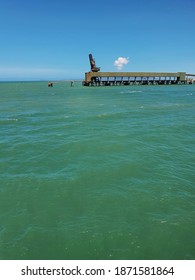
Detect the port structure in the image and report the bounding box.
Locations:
[83,54,195,86]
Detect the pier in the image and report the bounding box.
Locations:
[83,71,188,86]
[83,54,195,86]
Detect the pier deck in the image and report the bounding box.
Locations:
[83,71,191,86]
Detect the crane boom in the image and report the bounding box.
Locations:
[89,54,100,72]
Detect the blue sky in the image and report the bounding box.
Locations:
[0,0,195,81]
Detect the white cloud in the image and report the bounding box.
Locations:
[114,57,129,70]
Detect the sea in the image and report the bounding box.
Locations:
[0,81,195,260]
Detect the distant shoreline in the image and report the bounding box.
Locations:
[0,79,83,83]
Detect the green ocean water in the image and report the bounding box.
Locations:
[0,81,195,260]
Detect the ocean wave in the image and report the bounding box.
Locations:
[119,90,143,94]
[96,110,128,119]
[0,118,18,123]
